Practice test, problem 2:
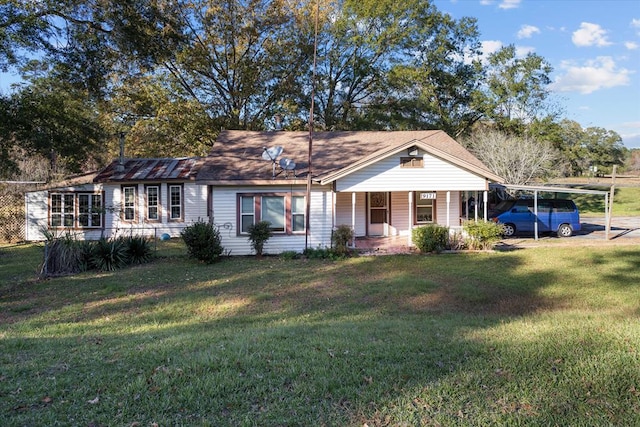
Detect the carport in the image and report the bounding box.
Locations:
[491,184,612,240]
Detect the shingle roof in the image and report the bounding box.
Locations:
[94,157,202,183]
[196,130,503,184]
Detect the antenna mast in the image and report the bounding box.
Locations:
[305,0,320,251]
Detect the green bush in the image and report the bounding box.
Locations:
[247,221,272,257]
[331,224,354,256]
[412,224,450,253]
[463,220,504,250]
[181,219,224,263]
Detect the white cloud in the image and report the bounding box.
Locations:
[572,23,612,47]
[625,41,639,50]
[515,45,535,57]
[551,56,631,94]
[632,18,640,34]
[479,0,520,8]
[481,40,503,56]
[517,25,540,39]
[499,0,521,9]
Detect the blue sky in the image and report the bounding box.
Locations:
[435,0,640,148]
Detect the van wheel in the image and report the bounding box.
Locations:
[502,223,516,237]
[557,224,573,237]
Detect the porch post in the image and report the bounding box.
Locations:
[483,190,488,221]
[446,191,451,227]
[465,190,469,219]
[351,192,356,248]
[408,191,413,247]
[474,191,479,221]
[332,191,336,230]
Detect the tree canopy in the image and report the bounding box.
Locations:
[0,0,628,181]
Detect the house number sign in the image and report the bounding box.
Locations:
[420,192,436,200]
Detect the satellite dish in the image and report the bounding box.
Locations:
[262,146,283,161]
[279,158,296,170]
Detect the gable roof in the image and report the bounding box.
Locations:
[197,130,503,184]
[94,157,202,183]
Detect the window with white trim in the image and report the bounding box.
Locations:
[416,192,435,223]
[240,196,255,233]
[51,193,75,227]
[146,185,160,221]
[78,194,102,227]
[50,193,102,228]
[291,196,305,232]
[169,185,182,220]
[122,186,136,221]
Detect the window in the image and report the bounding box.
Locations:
[262,196,285,232]
[122,186,137,221]
[78,194,102,227]
[51,194,75,227]
[291,196,305,232]
[169,185,182,220]
[238,194,305,234]
[146,185,160,221]
[416,192,435,223]
[400,157,423,168]
[240,196,255,233]
[50,192,102,228]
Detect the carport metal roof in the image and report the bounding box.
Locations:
[490,183,612,240]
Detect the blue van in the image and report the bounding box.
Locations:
[490,199,581,237]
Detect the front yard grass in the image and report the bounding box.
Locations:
[1,242,639,425]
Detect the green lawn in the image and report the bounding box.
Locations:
[1,242,639,426]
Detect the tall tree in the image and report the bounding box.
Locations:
[379,9,484,136]
[1,78,106,176]
[481,45,557,134]
[581,126,627,173]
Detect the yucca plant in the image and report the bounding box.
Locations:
[91,237,128,271]
[126,235,154,264]
[41,232,84,277]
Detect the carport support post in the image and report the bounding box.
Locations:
[606,165,616,240]
[534,190,539,240]
[605,192,609,240]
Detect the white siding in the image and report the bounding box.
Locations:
[390,191,410,236]
[210,184,333,256]
[24,190,49,241]
[335,151,487,192]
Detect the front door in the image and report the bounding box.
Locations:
[368,192,388,236]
